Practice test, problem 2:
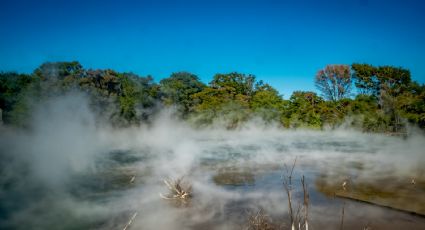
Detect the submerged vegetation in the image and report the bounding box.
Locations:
[316,174,425,216]
[246,209,281,230]
[1,61,425,132]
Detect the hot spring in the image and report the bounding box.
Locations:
[1,105,424,230]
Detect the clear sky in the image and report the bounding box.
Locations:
[1,0,425,97]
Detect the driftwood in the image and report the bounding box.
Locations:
[160,177,192,200]
[129,175,136,184]
[122,212,138,230]
[340,202,345,230]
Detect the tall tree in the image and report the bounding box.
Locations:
[352,64,413,132]
[160,72,205,115]
[250,82,284,122]
[351,63,411,98]
[315,65,352,101]
[190,72,256,127]
[376,66,411,97]
[284,91,324,128]
[351,63,380,96]
[210,72,255,96]
[0,72,37,125]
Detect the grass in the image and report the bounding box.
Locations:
[246,209,282,230]
[213,167,255,185]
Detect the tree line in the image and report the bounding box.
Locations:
[0,61,424,132]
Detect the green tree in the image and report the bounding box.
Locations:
[283,91,324,128]
[34,61,83,80]
[351,63,380,96]
[393,81,425,129]
[250,82,284,122]
[117,73,159,124]
[376,66,411,97]
[160,72,205,115]
[210,72,255,96]
[191,72,256,127]
[0,72,37,125]
[352,63,411,98]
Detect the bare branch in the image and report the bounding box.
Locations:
[340,202,345,230]
[301,175,309,230]
[122,211,138,230]
[160,177,192,201]
[282,157,298,228]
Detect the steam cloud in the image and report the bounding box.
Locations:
[0,92,424,230]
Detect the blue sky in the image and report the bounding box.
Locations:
[1,0,425,97]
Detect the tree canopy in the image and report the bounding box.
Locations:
[315,64,352,101]
[160,72,205,115]
[0,61,424,132]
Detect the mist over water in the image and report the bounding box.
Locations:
[0,93,424,230]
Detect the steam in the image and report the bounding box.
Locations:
[0,92,424,229]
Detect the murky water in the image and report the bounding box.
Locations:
[1,129,424,230]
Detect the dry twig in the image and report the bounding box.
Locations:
[282,157,297,229]
[129,175,136,184]
[282,157,310,230]
[301,175,309,230]
[122,211,138,230]
[160,177,192,201]
[340,202,345,230]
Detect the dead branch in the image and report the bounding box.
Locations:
[122,211,138,230]
[282,157,297,228]
[129,175,135,184]
[301,175,309,230]
[282,157,311,230]
[340,202,345,230]
[160,177,192,201]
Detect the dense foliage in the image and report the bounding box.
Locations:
[1,61,424,132]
